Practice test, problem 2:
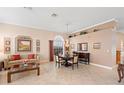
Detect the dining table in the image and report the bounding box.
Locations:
[59,55,73,67]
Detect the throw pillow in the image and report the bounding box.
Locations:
[28,54,35,59]
[12,54,21,60]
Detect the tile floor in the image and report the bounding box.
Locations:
[0,62,124,85]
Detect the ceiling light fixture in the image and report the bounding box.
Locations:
[65,24,70,50]
[51,13,58,17]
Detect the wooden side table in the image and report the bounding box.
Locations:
[117,64,124,82]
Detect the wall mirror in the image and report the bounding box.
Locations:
[77,43,88,51]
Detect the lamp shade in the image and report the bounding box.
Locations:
[65,39,69,47]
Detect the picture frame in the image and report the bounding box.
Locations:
[16,36,32,52]
[17,39,32,52]
[5,41,10,45]
[93,43,101,49]
[36,47,40,52]
[5,47,10,52]
[36,40,40,46]
[4,37,11,54]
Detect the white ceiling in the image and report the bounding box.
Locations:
[0,7,124,33]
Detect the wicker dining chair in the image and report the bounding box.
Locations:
[55,55,64,68]
[68,56,78,70]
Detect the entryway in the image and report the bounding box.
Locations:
[49,35,64,62]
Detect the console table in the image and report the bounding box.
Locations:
[117,64,124,82]
[73,51,90,64]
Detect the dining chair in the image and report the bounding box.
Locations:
[68,56,78,70]
[55,55,64,68]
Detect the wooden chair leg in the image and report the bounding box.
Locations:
[118,66,122,82]
[72,64,74,70]
[7,72,11,83]
[122,68,124,79]
[58,63,60,68]
[77,63,78,68]
[55,61,57,67]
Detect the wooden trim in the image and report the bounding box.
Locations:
[116,51,120,64]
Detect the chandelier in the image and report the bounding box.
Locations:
[65,24,70,50]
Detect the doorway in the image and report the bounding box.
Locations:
[49,36,64,62]
[54,35,64,56]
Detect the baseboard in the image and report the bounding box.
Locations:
[112,64,118,69]
[40,59,49,63]
[90,63,113,70]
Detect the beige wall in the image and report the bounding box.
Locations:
[0,23,117,67]
[0,23,66,61]
[116,32,124,64]
[70,29,116,68]
[116,32,124,51]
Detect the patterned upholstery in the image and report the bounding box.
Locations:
[55,56,59,62]
[68,56,78,70]
[73,56,78,63]
[55,55,64,68]
[4,54,40,69]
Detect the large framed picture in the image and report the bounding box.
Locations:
[16,36,32,52]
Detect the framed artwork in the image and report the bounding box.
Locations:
[77,43,88,51]
[17,40,32,52]
[4,37,11,54]
[36,40,40,53]
[5,47,10,52]
[5,41,10,45]
[16,36,32,52]
[36,40,40,46]
[36,47,40,52]
[93,43,101,49]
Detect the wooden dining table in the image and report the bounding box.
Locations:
[59,55,73,67]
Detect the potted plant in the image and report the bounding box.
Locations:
[80,31,88,35]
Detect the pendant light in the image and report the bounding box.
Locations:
[65,24,70,49]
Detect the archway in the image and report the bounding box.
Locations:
[54,35,64,56]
